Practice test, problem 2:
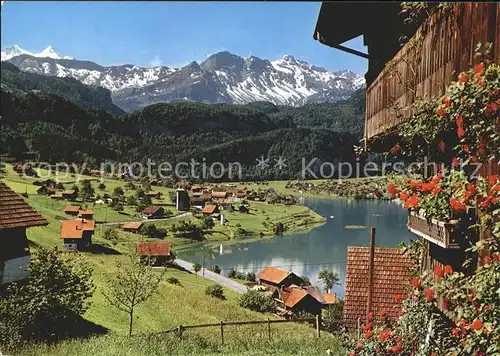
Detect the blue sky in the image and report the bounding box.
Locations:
[1,1,367,74]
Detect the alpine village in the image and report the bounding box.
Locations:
[1,2,499,355]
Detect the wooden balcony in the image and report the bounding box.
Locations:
[365,3,500,141]
[407,212,460,249]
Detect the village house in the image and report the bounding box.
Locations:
[256,266,305,293]
[343,246,412,330]
[36,186,58,196]
[142,205,165,219]
[121,221,143,233]
[217,199,233,211]
[191,184,203,193]
[136,241,173,266]
[211,190,228,200]
[276,285,324,318]
[60,219,95,251]
[202,204,219,216]
[0,182,48,285]
[50,193,63,200]
[238,204,250,213]
[61,189,77,201]
[63,205,81,216]
[145,191,162,199]
[77,210,94,220]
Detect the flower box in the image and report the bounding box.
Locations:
[407,212,461,249]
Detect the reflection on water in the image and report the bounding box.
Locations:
[178,198,414,298]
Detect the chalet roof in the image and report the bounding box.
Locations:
[191,184,203,190]
[0,181,48,229]
[136,241,171,257]
[279,287,309,308]
[322,293,337,304]
[202,205,218,214]
[122,222,143,230]
[60,219,95,239]
[304,285,326,303]
[142,206,163,215]
[257,266,294,284]
[344,246,412,329]
[63,205,81,213]
[78,210,94,216]
[211,191,227,198]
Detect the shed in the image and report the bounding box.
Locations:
[63,205,81,216]
[257,266,305,293]
[121,221,143,233]
[136,241,172,266]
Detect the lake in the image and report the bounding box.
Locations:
[177,198,415,298]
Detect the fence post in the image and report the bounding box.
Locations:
[267,318,271,339]
[316,315,321,338]
[220,321,224,345]
[177,325,183,339]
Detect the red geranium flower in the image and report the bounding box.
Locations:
[483,256,491,265]
[364,330,374,339]
[438,140,446,152]
[456,115,463,128]
[466,184,478,194]
[387,183,398,197]
[434,265,444,279]
[443,97,452,107]
[493,252,500,261]
[470,155,478,163]
[442,297,449,311]
[356,342,363,349]
[362,322,372,332]
[390,144,401,154]
[475,63,485,75]
[463,144,470,152]
[459,74,468,84]
[452,157,460,167]
[444,265,453,275]
[411,277,421,289]
[399,191,410,202]
[404,194,419,209]
[367,311,374,322]
[379,309,387,318]
[389,344,402,353]
[425,288,435,302]
[452,327,460,338]
[436,106,446,117]
[450,198,467,212]
[488,175,498,186]
[470,319,483,331]
[394,294,403,303]
[457,127,465,139]
[432,187,443,195]
[489,101,499,111]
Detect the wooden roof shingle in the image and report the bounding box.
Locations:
[0,181,48,229]
[343,247,413,330]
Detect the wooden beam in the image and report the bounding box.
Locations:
[330,44,369,59]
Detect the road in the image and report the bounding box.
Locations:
[98,212,192,226]
[173,258,248,294]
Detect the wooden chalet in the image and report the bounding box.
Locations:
[60,219,95,251]
[211,191,228,199]
[256,266,305,293]
[121,221,143,233]
[61,189,77,201]
[63,205,81,216]
[145,191,162,199]
[343,246,412,330]
[77,210,94,220]
[136,241,173,266]
[142,206,165,219]
[314,2,499,279]
[36,186,57,196]
[276,285,324,318]
[0,182,48,285]
[202,204,219,215]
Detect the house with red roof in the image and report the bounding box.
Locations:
[142,206,165,219]
[63,205,81,216]
[77,209,94,220]
[256,266,305,293]
[136,241,172,266]
[0,182,48,285]
[60,219,96,251]
[276,285,324,318]
[121,221,143,233]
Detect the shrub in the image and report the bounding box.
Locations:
[0,248,94,349]
[205,284,225,300]
[238,290,275,313]
[166,277,181,286]
[246,272,256,282]
[209,265,221,274]
[103,227,119,242]
[227,268,237,278]
[193,263,202,274]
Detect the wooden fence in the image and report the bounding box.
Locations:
[155,315,344,344]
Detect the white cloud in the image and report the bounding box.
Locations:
[148,55,162,67]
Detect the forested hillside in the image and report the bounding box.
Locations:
[0,64,364,181]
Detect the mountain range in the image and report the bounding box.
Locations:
[2,45,365,111]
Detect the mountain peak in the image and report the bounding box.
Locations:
[0,44,73,61]
[201,51,244,71]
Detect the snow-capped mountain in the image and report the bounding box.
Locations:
[1,45,73,61]
[3,45,365,111]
